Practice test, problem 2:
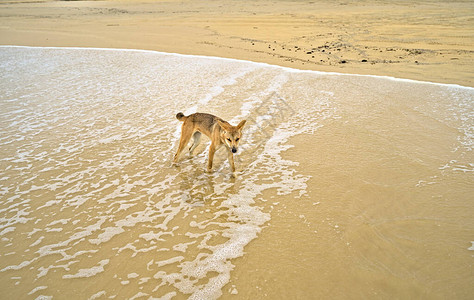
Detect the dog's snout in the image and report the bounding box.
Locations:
[232,147,237,153]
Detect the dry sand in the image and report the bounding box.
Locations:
[0,0,473,86]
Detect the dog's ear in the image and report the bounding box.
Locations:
[217,119,229,131]
[237,120,246,130]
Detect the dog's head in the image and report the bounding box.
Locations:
[218,119,246,153]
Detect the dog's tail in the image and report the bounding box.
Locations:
[176,112,187,121]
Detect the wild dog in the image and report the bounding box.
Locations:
[173,112,246,173]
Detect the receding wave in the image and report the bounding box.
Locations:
[0,46,472,299]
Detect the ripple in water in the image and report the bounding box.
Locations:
[0,47,334,299]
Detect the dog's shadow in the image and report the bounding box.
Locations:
[175,157,237,207]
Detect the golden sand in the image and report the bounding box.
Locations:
[1,1,473,299]
[0,0,473,86]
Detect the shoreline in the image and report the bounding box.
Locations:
[1,35,473,300]
[0,0,473,87]
[3,45,473,90]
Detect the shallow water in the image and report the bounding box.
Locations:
[0,46,472,299]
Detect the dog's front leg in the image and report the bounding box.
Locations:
[227,150,235,173]
[207,143,216,172]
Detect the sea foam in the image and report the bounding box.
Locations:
[0,46,472,299]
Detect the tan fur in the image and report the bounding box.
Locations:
[173,112,246,173]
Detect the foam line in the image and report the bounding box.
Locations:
[1,45,472,90]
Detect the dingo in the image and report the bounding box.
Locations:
[173,112,246,173]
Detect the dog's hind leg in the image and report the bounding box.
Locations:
[207,143,216,172]
[188,132,201,156]
[174,123,193,163]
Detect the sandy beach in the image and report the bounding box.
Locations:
[0,0,473,86]
[1,1,473,300]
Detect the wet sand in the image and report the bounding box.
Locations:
[230,77,474,299]
[1,46,472,299]
[0,0,473,86]
[0,1,473,299]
